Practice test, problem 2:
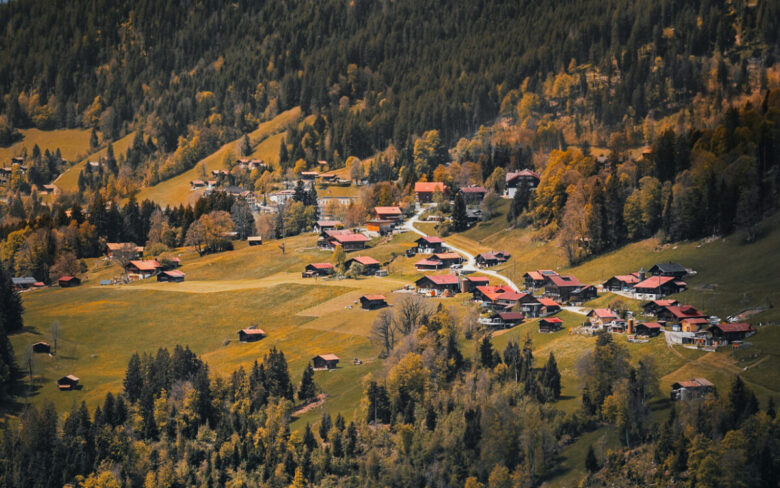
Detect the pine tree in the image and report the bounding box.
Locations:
[319,409,332,442]
[585,445,599,472]
[0,262,24,333]
[541,352,561,400]
[90,127,99,149]
[479,335,495,368]
[240,134,252,156]
[451,191,469,231]
[123,353,143,403]
[298,363,316,403]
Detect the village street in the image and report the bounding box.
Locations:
[402,204,521,291]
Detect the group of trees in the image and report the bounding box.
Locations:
[0,262,22,400]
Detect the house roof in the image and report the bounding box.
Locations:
[316,354,340,361]
[664,305,705,319]
[506,169,540,181]
[361,294,387,301]
[711,322,753,333]
[589,308,618,319]
[460,186,487,193]
[498,312,524,320]
[538,298,559,307]
[607,274,640,285]
[414,182,446,193]
[417,235,444,244]
[475,285,517,302]
[547,275,583,287]
[349,256,380,266]
[247,236,263,242]
[309,262,334,270]
[415,258,443,267]
[420,274,459,286]
[433,252,462,260]
[33,341,50,347]
[541,317,563,323]
[374,206,402,215]
[58,276,78,282]
[639,322,663,329]
[466,276,490,283]
[162,270,185,278]
[647,299,679,308]
[674,378,713,388]
[61,374,79,382]
[524,271,544,281]
[106,242,142,251]
[651,262,687,273]
[317,220,342,227]
[12,277,36,285]
[129,260,162,271]
[682,317,709,324]
[478,251,508,261]
[635,275,676,289]
[326,230,370,243]
[240,328,266,335]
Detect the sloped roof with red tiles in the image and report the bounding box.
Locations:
[317,354,340,361]
[466,276,490,283]
[634,275,676,289]
[547,275,583,287]
[639,322,663,329]
[350,256,380,265]
[498,312,524,320]
[420,274,460,285]
[414,181,446,193]
[608,274,640,284]
[309,262,334,270]
[524,271,544,281]
[417,235,444,244]
[129,260,162,271]
[538,298,560,307]
[241,328,266,335]
[711,322,753,333]
[415,258,443,267]
[589,308,618,319]
[506,169,540,181]
[651,299,679,307]
[433,252,462,260]
[541,317,563,323]
[58,275,78,282]
[374,206,402,215]
[459,186,487,193]
[327,231,370,243]
[162,270,185,278]
[361,294,387,301]
[475,285,517,302]
[664,305,705,319]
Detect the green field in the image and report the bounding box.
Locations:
[0,128,92,163]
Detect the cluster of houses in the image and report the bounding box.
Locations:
[601,262,690,299]
[521,269,598,303]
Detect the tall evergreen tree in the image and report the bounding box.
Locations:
[298,363,316,403]
[451,191,469,231]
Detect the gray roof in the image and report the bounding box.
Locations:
[651,262,687,273]
[12,277,36,285]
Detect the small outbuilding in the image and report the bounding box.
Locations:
[57,375,80,391]
[157,270,185,282]
[709,322,754,343]
[32,342,51,353]
[58,276,81,287]
[238,328,266,342]
[635,322,663,337]
[360,294,388,310]
[312,354,340,370]
[248,236,263,246]
[539,317,563,333]
[304,263,335,277]
[671,378,714,401]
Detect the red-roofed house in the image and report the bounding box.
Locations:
[57,375,80,391]
[360,294,388,310]
[374,206,403,221]
[537,298,561,315]
[106,242,144,259]
[505,169,540,198]
[671,378,714,401]
[523,271,546,290]
[634,275,686,299]
[320,230,371,251]
[709,323,755,342]
[602,273,640,292]
[238,328,266,342]
[460,275,490,293]
[544,275,585,302]
[681,317,710,333]
[414,181,447,202]
[415,235,446,253]
[432,252,463,267]
[539,317,563,333]
[475,251,510,267]
[480,311,524,328]
[415,258,445,271]
[657,305,705,324]
[344,256,381,274]
[312,354,340,370]
[304,263,335,277]
[643,299,679,316]
[157,270,185,282]
[636,322,663,337]
[315,220,343,233]
[587,308,626,332]
[126,260,162,280]
[58,276,81,288]
[459,186,488,204]
[416,274,460,295]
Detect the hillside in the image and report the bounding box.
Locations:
[0,128,92,163]
[54,131,137,193]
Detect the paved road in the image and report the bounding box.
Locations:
[402,205,521,292]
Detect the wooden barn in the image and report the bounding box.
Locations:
[238,328,266,342]
[344,256,381,275]
[32,342,51,353]
[312,354,340,370]
[58,276,81,287]
[539,317,563,333]
[57,375,80,391]
[157,270,185,282]
[360,294,388,310]
[635,322,663,337]
[247,236,263,246]
[304,263,335,277]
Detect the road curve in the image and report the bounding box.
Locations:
[402,205,521,292]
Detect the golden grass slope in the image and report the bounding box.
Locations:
[0,128,92,163]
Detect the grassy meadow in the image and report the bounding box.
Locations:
[0,128,93,163]
[54,131,137,193]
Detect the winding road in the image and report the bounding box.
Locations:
[401,204,521,292]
